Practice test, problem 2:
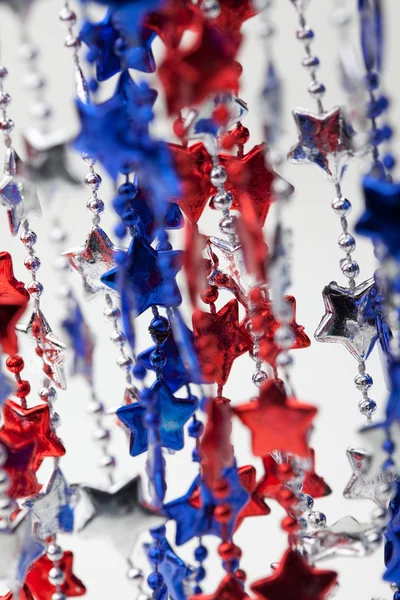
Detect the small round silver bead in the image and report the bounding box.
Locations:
[84,172,102,190]
[117,354,133,369]
[98,454,116,470]
[30,102,52,120]
[27,280,43,298]
[64,35,81,49]
[20,229,37,248]
[0,66,8,80]
[23,73,45,90]
[110,330,126,345]
[308,511,327,528]
[1,118,14,135]
[210,165,227,187]
[202,0,221,18]
[274,325,295,350]
[0,471,9,494]
[299,493,314,511]
[211,190,233,211]
[48,567,66,587]
[18,43,38,61]
[0,93,11,108]
[296,27,314,41]
[136,594,152,600]
[340,258,360,279]
[59,7,77,23]
[371,506,388,527]
[276,352,293,368]
[365,531,382,551]
[252,370,268,387]
[219,214,237,236]
[87,400,105,415]
[273,177,292,199]
[126,566,144,582]
[39,386,57,403]
[358,397,377,417]
[104,306,121,321]
[92,427,110,443]
[46,542,64,562]
[86,197,104,215]
[354,372,373,391]
[51,412,61,429]
[24,255,41,273]
[302,55,319,70]
[338,233,356,253]
[331,197,351,216]
[308,81,326,98]
[52,593,67,600]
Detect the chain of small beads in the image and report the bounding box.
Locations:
[59,2,82,67]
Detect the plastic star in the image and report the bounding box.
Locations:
[25,468,75,539]
[0,251,30,355]
[232,465,271,529]
[0,510,45,593]
[359,420,400,477]
[144,537,192,600]
[251,548,337,600]
[0,436,40,498]
[356,176,400,257]
[169,142,212,223]
[234,379,317,458]
[1,400,65,470]
[164,475,200,546]
[17,309,67,390]
[192,574,248,600]
[200,397,234,487]
[26,551,86,600]
[315,278,379,362]
[211,0,256,33]
[0,148,41,236]
[192,299,252,385]
[62,298,95,382]
[64,226,118,300]
[80,11,156,82]
[130,189,184,244]
[117,379,197,455]
[145,0,196,48]
[159,24,242,115]
[288,106,354,181]
[137,324,202,393]
[343,447,395,503]
[24,128,80,189]
[101,236,183,316]
[74,476,166,558]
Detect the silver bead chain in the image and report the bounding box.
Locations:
[0,444,16,526]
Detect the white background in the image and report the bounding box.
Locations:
[0,0,399,599]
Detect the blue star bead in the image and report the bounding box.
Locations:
[62,299,94,382]
[80,11,156,82]
[116,379,197,455]
[101,236,183,316]
[356,176,400,257]
[144,538,193,600]
[164,475,200,546]
[129,190,184,244]
[137,323,202,393]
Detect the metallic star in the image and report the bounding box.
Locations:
[0,509,45,593]
[25,467,75,539]
[0,148,41,236]
[63,226,118,300]
[343,447,396,504]
[144,537,193,600]
[359,421,400,478]
[207,236,259,308]
[74,476,166,559]
[301,515,379,561]
[315,278,379,362]
[288,105,354,181]
[17,308,67,390]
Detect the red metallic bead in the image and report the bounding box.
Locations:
[6,355,24,373]
[213,104,230,126]
[200,285,219,305]
[214,503,233,524]
[229,122,250,146]
[0,252,30,356]
[281,516,299,533]
[213,479,231,499]
[218,542,238,560]
[173,116,186,139]
[276,487,296,509]
[15,380,31,398]
[276,463,294,482]
[235,569,247,583]
[26,551,86,600]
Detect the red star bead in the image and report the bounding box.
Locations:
[26,551,86,600]
[200,396,234,487]
[234,379,317,458]
[191,574,249,600]
[193,299,253,386]
[234,465,270,529]
[236,192,268,283]
[159,24,242,115]
[251,548,337,600]
[1,400,65,470]
[0,251,30,355]
[169,142,212,223]
[1,584,35,600]
[0,435,40,499]
[145,0,198,48]
[210,0,256,33]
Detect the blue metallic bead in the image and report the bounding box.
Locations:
[133,363,147,380]
[114,223,127,239]
[193,586,202,595]
[384,439,395,454]
[378,95,389,110]
[195,567,206,582]
[188,419,204,438]
[144,538,193,600]
[150,316,170,333]
[149,545,166,565]
[384,154,396,170]
[366,71,379,90]
[192,448,200,463]
[150,349,167,369]
[122,209,140,227]
[139,387,154,406]
[194,545,208,562]
[144,411,161,428]
[394,591,400,600]
[118,181,138,199]
[366,100,383,119]
[383,458,395,471]
[382,125,393,140]
[148,572,164,590]
[223,559,239,572]
[370,128,384,146]
[88,78,99,92]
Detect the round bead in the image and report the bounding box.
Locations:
[24,255,41,273]
[64,35,81,49]
[20,229,37,248]
[331,197,351,216]
[126,566,143,582]
[200,286,219,304]
[195,545,208,562]
[211,190,233,211]
[276,487,296,508]
[371,506,388,527]
[188,419,204,438]
[338,233,356,253]
[148,545,165,564]
[195,567,206,582]
[147,572,164,590]
[110,330,126,346]
[0,93,11,108]
[133,364,147,380]
[296,27,314,41]
[354,372,373,391]
[308,511,327,528]
[202,0,221,19]
[0,66,8,80]
[27,280,43,298]
[235,569,247,582]
[308,81,326,98]
[214,503,232,524]
[86,197,104,214]
[98,455,116,469]
[117,355,133,369]
[274,325,295,349]
[16,380,31,398]
[1,118,14,135]
[6,355,24,373]
[59,7,77,22]
[51,412,61,429]
[298,493,314,511]
[383,438,395,454]
[46,543,64,562]
[0,471,9,494]
[149,349,167,369]
[281,516,298,533]
[31,102,52,120]
[51,593,66,600]
[87,400,104,415]
[218,542,240,560]
[340,258,360,279]
[210,166,227,187]
[302,55,320,70]
[48,567,66,587]
[84,172,102,190]
[104,306,121,321]
[39,386,57,403]
[358,397,377,417]
[92,427,110,443]
[219,215,237,236]
[276,352,293,369]
[252,370,268,387]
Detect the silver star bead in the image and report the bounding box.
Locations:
[0,509,45,593]
[0,148,41,236]
[359,421,400,478]
[23,128,80,192]
[207,236,259,308]
[74,476,166,559]
[17,308,67,390]
[343,447,396,504]
[25,467,75,539]
[315,278,379,362]
[183,94,248,141]
[288,106,354,182]
[63,226,119,300]
[301,515,379,561]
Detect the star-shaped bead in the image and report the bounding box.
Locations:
[25,467,75,539]
[0,148,41,236]
[211,0,256,33]
[0,510,45,593]
[343,447,396,503]
[116,379,197,455]
[1,400,65,470]
[144,537,192,600]
[130,188,184,244]
[251,548,337,600]
[26,551,86,600]
[159,24,242,115]
[64,226,118,300]
[192,574,248,600]
[356,175,400,257]
[358,420,400,477]
[145,0,196,49]
[234,379,317,458]
[62,298,95,382]
[80,11,156,82]
[164,475,200,546]
[192,299,253,386]
[74,475,166,558]
[0,251,30,355]
[288,106,354,181]
[101,236,183,316]
[315,278,379,362]
[23,128,80,189]
[17,309,67,390]
[0,435,40,499]
[231,465,271,529]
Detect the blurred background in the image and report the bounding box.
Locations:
[0,0,399,598]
